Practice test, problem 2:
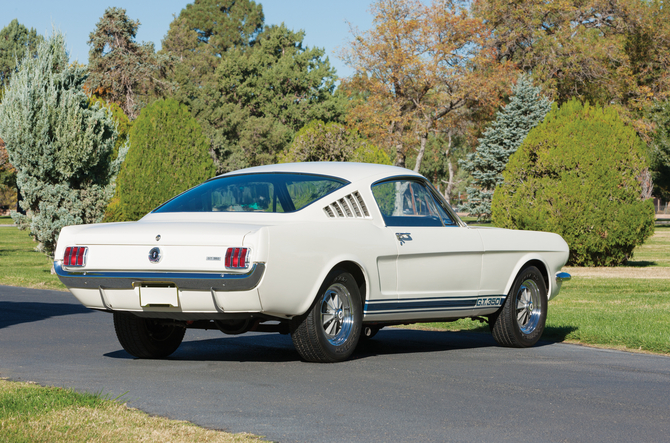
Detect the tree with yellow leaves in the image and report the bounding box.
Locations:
[341,0,513,171]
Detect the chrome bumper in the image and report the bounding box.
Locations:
[54,260,265,291]
[556,272,571,282]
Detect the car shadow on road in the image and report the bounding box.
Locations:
[104,328,541,363]
[0,301,93,329]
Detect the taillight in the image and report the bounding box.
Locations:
[225,247,250,269]
[63,246,88,267]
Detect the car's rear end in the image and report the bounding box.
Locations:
[54,219,270,319]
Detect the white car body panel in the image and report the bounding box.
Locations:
[55,162,570,329]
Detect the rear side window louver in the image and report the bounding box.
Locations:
[323,191,371,219]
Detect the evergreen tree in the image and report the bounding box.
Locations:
[0,19,43,89]
[113,98,215,221]
[197,24,345,172]
[161,0,264,109]
[88,7,169,119]
[0,31,123,256]
[172,0,264,57]
[460,75,551,218]
[492,99,655,266]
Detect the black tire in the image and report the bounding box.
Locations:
[113,312,185,359]
[490,266,547,348]
[290,269,362,362]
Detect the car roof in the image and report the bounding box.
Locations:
[218,162,423,184]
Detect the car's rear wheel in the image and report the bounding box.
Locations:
[113,313,185,358]
[290,269,362,362]
[490,266,547,348]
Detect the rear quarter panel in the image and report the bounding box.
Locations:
[257,220,393,317]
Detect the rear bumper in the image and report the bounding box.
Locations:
[54,260,265,292]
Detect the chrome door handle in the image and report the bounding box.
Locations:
[395,232,412,245]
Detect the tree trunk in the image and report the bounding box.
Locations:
[444,131,454,204]
[445,157,454,205]
[395,142,406,168]
[414,132,428,173]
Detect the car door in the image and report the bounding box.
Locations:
[370,179,484,320]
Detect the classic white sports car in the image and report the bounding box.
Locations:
[55,162,570,362]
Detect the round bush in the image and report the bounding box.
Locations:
[492,99,655,266]
[114,98,215,221]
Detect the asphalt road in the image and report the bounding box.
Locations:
[1,285,669,442]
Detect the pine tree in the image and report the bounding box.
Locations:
[113,98,215,221]
[0,31,123,256]
[88,7,169,119]
[460,75,551,218]
[198,24,345,172]
[0,19,43,89]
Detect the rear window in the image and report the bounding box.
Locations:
[153,173,348,213]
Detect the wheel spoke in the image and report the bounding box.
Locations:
[517,309,526,324]
[325,319,338,335]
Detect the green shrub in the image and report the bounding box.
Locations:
[280,120,391,165]
[492,99,655,266]
[112,98,215,221]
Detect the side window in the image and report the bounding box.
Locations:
[428,188,457,226]
[372,180,453,227]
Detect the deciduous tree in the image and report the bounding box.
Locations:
[280,120,391,164]
[341,0,512,171]
[473,0,670,108]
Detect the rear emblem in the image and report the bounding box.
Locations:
[149,247,162,263]
[156,235,161,241]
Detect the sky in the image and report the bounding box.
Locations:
[2,0,374,79]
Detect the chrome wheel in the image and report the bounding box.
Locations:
[490,266,547,348]
[516,279,541,334]
[291,269,362,362]
[320,283,354,346]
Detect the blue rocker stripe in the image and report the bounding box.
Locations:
[364,297,477,313]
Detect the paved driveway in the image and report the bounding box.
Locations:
[1,285,669,442]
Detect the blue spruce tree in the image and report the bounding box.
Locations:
[0,31,125,256]
[460,75,551,219]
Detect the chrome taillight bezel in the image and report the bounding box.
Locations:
[63,246,88,268]
[225,247,250,269]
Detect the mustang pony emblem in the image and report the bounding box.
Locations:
[148,247,162,263]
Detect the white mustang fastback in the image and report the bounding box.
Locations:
[55,162,570,362]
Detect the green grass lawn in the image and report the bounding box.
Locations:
[0,227,64,290]
[0,215,14,225]
[0,379,262,442]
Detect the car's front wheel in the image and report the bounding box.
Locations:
[290,269,362,362]
[490,266,547,348]
[113,313,185,358]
